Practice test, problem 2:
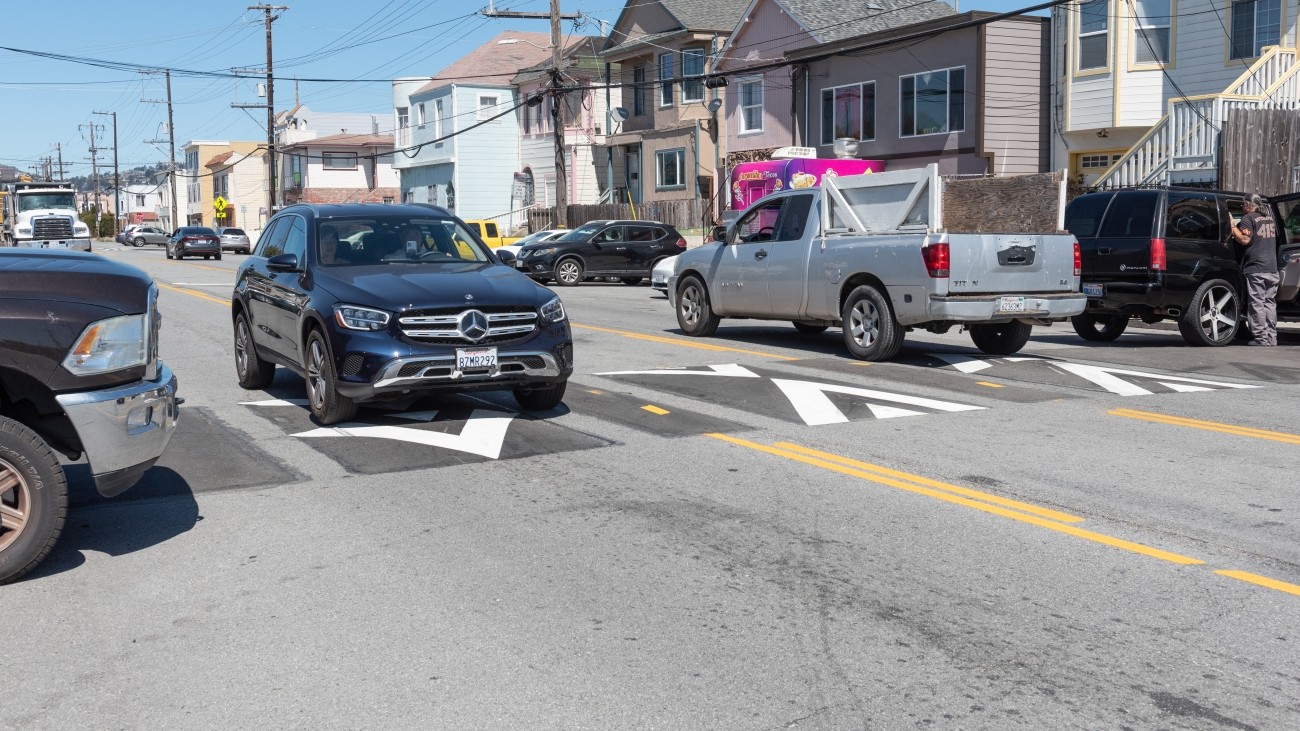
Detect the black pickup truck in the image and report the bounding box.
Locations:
[0,249,180,584]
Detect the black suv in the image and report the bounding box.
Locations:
[1065,187,1300,345]
[514,220,686,286]
[231,204,573,424]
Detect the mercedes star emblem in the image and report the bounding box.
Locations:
[459,309,490,341]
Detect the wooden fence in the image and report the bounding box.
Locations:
[528,198,712,232]
[1220,109,1300,196]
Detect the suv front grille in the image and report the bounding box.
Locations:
[33,216,74,239]
[398,307,538,344]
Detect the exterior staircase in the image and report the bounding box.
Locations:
[1094,46,1300,188]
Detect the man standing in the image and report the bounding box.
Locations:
[1231,193,1280,346]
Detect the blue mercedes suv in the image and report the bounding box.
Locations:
[231,204,572,424]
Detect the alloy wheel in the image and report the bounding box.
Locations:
[235,319,251,377]
[0,456,31,553]
[1197,285,1236,342]
[557,261,580,285]
[848,299,880,349]
[306,339,327,411]
[680,283,702,326]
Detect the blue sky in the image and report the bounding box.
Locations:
[0,0,1035,179]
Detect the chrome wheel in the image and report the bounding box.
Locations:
[306,338,328,411]
[847,298,881,349]
[1196,284,1236,342]
[679,282,703,327]
[0,456,32,554]
[555,259,582,286]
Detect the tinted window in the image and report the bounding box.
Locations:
[282,216,307,260]
[594,226,624,243]
[653,228,668,239]
[315,216,491,267]
[1164,194,1219,240]
[557,225,601,242]
[1098,191,1160,238]
[776,194,814,242]
[485,223,498,237]
[191,227,217,236]
[1064,193,1113,238]
[257,219,288,258]
[223,228,247,236]
[627,226,655,242]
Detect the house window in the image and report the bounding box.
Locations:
[820,82,876,145]
[417,102,426,126]
[1080,153,1122,168]
[739,78,764,134]
[633,65,647,115]
[435,99,447,144]
[322,152,357,169]
[478,95,498,121]
[900,68,964,137]
[135,194,146,206]
[1078,0,1109,71]
[523,98,531,134]
[397,106,409,128]
[682,48,705,103]
[656,148,686,189]
[658,53,674,107]
[1230,0,1281,60]
[1132,0,1172,64]
[382,196,394,204]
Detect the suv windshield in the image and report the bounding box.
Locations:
[18,193,76,212]
[556,224,601,242]
[317,217,492,267]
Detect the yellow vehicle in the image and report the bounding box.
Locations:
[463,219,521,249]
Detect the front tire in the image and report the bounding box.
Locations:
[0,417,68,585]
[554,258,584,287]
[234,312,276,389]
[304,329,358,425]
[1071,313,1129,341]
[514,380,567,411]
[676,275,720,336]
[132,237,146,247]
[969,321,1033,355]
[214,254,222,261]
[841,284,904,361]
[620,277,643,286]
[1178,279,1239,346]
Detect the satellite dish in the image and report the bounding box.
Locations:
[610,107,630,123]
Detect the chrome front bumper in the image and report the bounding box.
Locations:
[55,363,180,497]
[14,238,93,252]
[372,351,564,390]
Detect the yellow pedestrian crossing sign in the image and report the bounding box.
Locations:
[214,196,228,212]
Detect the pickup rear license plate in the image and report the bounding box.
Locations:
[457,347,496,370]
[996,296,1025,313]
[1083,283,1104,298]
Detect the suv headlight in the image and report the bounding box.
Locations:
[530,246,558,257]
[540,296,566,323]
[334,304,391,331]
[63,314,148,375]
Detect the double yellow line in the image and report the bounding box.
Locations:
[707,434,1300,597]
[1111,408,1300,445]
[156,282,230,307]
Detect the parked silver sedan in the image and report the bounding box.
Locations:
[216,227,252,254]
[126,226,171,247]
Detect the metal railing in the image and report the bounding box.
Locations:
[1094,46,1300,188]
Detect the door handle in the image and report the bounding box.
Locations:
[755,249,768,260]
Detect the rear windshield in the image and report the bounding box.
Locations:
[184,227,218,235]
[222,228,247,236]
[1064,193,1113,238]
[1098,191,1160,238]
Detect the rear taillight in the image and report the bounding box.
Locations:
[675,238,687,249]
[922,242,950,278]
[1073,241,1081,277]
[1150,237,1166,271]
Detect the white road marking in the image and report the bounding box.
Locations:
[770,378,984,426]
[1050,362,1257,397]
[1159,382,1214,393]
[929,354,993,374]
[596,363,761,378]
[295,409,515,460]
[241,398,310,407]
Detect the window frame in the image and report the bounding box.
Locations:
[658,52,674,108]
[1131,0,1174,67]
[477,94,499,121]
[738,77,764,135]
[681,48,706,103]
[416,102,427,127]
[1077,0,1111,74]
[1229,0,1283,61]
[899,67,965,138]
[321,152,358,170]
[820,81,876,146]
[632,64,647,116]
[655,148,686,191]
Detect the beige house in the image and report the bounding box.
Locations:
[181,140,266,234]
[599,0,750,207]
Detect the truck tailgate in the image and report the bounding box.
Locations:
[946,233,1077,294]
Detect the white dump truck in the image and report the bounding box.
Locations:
[1,181,93,251]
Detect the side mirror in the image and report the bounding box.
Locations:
[267,253,300,272]
[711,225,727,242]
[496,249,517,264]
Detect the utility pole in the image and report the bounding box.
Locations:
[54,143,67,181]
[145,70,180,230]
[83,121,105,238]
[95,110,120,235]
[482,1,581,228]
[249,4,288,217]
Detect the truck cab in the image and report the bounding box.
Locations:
[463,219,521,249]
[1,182,93,252]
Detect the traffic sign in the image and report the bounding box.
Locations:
[214,196,228,211]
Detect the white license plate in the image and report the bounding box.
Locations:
[997,296,1026,313]
[457,347,497,370]
[1083,283,1104,298]
[47,241,69,248]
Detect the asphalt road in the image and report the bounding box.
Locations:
[4,241,1299,729]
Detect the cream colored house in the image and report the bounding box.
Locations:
[181,140,266,234]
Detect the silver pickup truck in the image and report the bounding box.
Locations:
[669,165,1086,360]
